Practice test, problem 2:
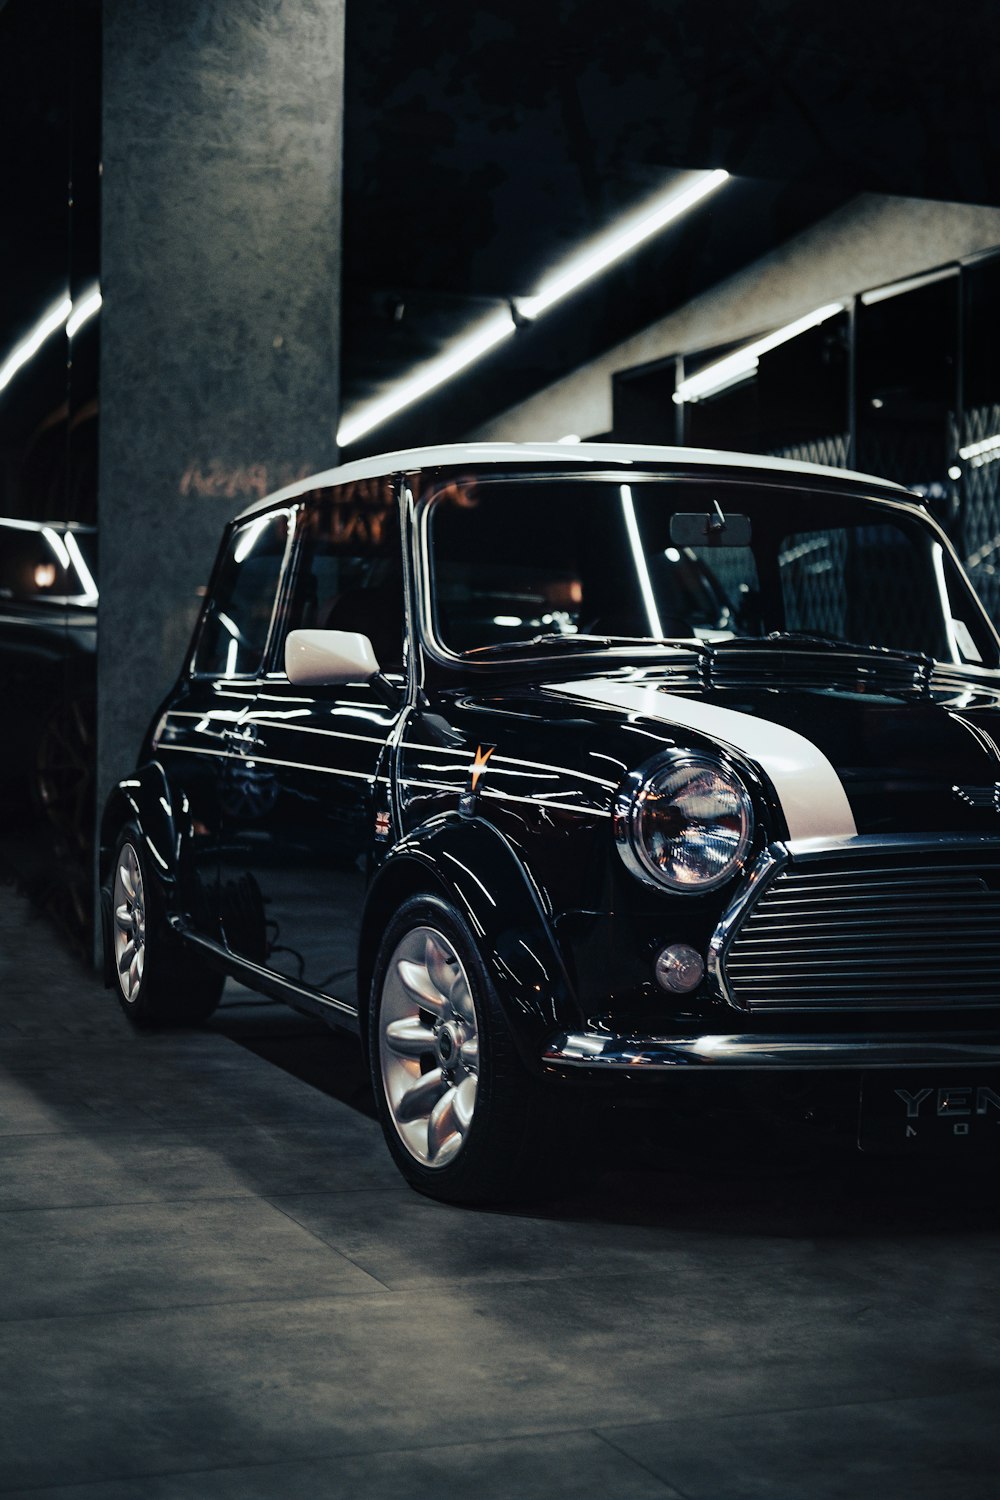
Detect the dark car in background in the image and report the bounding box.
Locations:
[99,443,1000,1201]
[0,518,98,850]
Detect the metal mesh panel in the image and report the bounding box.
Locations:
[766,436,849,635]
[770,434,850,469]
[698,545,757,617]
[958,403,1000,621]
[779,530,848,636]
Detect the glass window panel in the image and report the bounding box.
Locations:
[426,474,997,666]
[278,480,404,674]
[194,511,289,677]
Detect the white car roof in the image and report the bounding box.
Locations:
[236,441,914,520]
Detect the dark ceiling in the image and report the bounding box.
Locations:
[341,0,1000,451]
[2,0,999,465]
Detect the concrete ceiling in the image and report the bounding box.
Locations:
[341,0,1000,451]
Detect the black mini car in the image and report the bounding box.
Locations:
[100,443,1000,1200]
[0,517,98,845]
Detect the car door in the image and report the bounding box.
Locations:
[161,507,294,949]
[220,478,405,1010]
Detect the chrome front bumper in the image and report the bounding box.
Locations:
[543,1030,1000,1071]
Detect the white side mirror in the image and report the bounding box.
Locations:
[285,628,380,686]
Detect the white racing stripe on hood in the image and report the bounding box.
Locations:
[554,678,857,841]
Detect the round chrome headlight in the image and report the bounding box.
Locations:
[615,754,753,893]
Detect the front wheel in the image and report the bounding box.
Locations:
[110,826,224,1028]
[368,896,540,1203]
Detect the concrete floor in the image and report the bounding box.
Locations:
[2,880,1000,1498]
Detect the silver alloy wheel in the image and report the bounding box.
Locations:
[112,842,146,1005]
[378,925,480,1168]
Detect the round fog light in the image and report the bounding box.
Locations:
[654,943,705,995]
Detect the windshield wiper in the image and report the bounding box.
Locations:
[465,633,688,659]
[759,631,927,659]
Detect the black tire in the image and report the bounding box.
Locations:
[109,824,224,1028]
[368,894,541,1204]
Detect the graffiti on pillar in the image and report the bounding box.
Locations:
[179,460,316,502]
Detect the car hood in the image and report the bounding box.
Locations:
[537,649,1000,841]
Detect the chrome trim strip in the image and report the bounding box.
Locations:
[479,786,612,818]
[406,743,620,790]
[784,831,1000,861]
[708,832,1000,1016]
[175,926,361,1028]
[157,743,377,781]
[707,843,788,1008]
[543,1030,1000,1071]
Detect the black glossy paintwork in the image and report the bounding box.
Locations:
[223,679,400,1003]
[364,812,578,1068]
[100,459,1000,1064]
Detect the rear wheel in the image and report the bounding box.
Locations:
[369,896,541,1203]
[110,826,224,1027]
[34,693,95,852]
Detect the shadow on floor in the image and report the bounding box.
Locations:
[210,986,378,1119]
[208,984,1000,1242]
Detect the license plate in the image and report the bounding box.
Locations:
[858,1071,1000,1154]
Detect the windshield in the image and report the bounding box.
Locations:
[426,475,998,667]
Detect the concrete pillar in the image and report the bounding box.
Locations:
[97,0,343,815]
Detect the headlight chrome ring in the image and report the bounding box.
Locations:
[614,752,754,894]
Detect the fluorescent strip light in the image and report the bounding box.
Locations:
[860,267,956,306]
[337,308,516,448]
[518,169,729,320]
[337,170,730,448]
[620,484,663,638]
[0,295,72,395]
[673,302,845,405]
[66,285,102,339]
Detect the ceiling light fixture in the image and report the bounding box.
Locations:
[672,302,845,405]
[0,285,104,397]
[0,295,72,395]
[66,285,102,340]
[337,169,730,448]
[337,307,517,448]
[517,169,729,321]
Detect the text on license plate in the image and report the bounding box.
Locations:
[858,1073,1000,1153]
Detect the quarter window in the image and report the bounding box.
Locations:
[193,511,290,677]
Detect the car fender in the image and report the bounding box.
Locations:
[99,762,182,889]
[99,762,186,987]
[359,813,581,1070]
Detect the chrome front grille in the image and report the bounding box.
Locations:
[724,856,1000,1013]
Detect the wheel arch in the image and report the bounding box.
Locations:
[99,762,180,890]
[358,813,581,1071]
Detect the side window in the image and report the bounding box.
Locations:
[279,480,404,675]
[194,511,290,677]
